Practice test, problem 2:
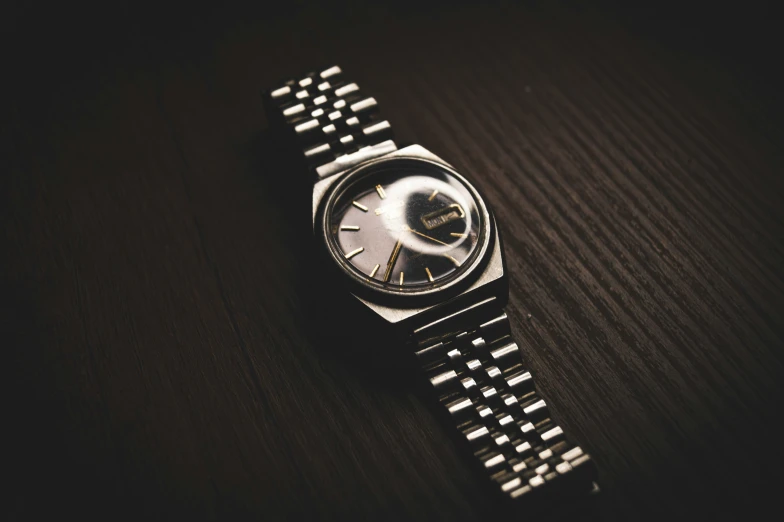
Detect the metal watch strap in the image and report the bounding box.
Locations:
[266,65,597,507]
[265,65,397,179]
[413,297,597,504]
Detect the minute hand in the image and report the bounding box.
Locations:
[383,237,404,282]
[403,225,451,247]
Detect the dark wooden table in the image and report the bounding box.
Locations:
[4,2,783,520]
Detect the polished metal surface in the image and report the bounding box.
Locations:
[266,66,398,178]
[414,305,598,502]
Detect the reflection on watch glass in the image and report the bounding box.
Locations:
[327,162,483,291]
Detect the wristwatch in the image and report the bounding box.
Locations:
[264,65,598,511]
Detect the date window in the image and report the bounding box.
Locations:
[420,204,465,230]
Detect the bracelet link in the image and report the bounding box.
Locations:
[265,65,397,179]
[416,305,598,502]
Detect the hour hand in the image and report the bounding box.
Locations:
[383,237,404,282]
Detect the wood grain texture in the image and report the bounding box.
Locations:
[3,3,783,520]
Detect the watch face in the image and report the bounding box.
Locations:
[322,158,490,297]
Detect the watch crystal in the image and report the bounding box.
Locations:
[326,160,485,293]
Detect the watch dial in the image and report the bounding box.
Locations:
[326,160,485,293]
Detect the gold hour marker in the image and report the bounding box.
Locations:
[341,225,360,231]
[344,247,364,259]
[352,201,368,211]
[369,264,380,278]
[450,232,467,238]
[399,272,404,285]
[428,189,439,201]
[425,267,434,282]
[444,254,462,266]
[375,184,386,199]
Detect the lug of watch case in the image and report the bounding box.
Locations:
[312,144,508,335]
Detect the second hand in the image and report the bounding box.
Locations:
[402,225,451,247]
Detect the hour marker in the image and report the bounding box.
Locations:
[344,247,364,259]
[341,225,360,231]
[375,184,386,199]
[428,189,439,201]
[450,232,467,238]
[369,264,380,278]
[444,254,462,266]
[352,201,368,211]
[399,272,404,285]
[425,267,434,282]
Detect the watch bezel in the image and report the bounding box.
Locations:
[318,155,494,305]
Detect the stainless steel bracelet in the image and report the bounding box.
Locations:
[265,65,397,179]
[413,296,598,504]
[266,65,597,509]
